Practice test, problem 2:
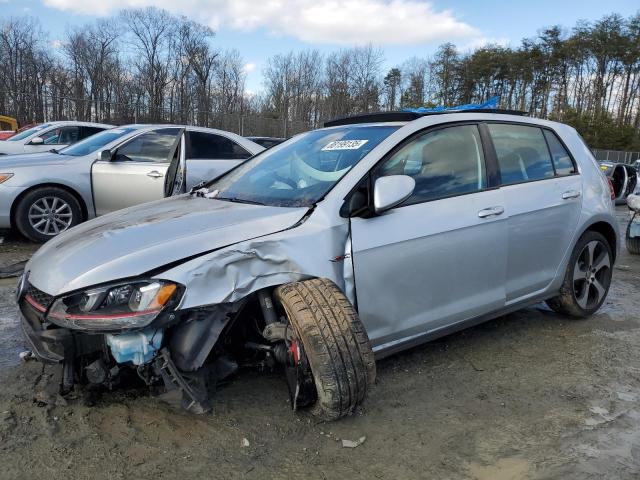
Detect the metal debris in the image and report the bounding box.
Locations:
[19,350,34,362]
[341,436,366,448]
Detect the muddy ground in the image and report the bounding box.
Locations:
[0,207,639,480]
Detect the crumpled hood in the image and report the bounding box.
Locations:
[0,151,64,168]
[27,195,308,295]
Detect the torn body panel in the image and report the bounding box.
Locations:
[157,215,353,309]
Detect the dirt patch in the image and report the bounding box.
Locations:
[0,209,639,479]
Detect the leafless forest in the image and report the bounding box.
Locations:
[0,8,638,148]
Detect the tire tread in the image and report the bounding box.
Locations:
[275,278,375,420]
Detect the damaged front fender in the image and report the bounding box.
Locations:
[157,215,354,310]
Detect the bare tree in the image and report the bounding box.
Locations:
[120,7,178,121]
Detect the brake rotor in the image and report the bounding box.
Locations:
[284,337,316,410]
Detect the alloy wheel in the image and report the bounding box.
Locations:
[27,196,73,236]
[572,240,611,310]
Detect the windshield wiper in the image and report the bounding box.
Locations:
[49,148,59,154]
[189,181,208,196]
[215,196,266,206]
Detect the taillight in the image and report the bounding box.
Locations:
[606,177,615,200]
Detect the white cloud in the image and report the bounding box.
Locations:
[242,62,256,73]
[458,36,510,51]
[42,0,481,46]
[50,39,64,49]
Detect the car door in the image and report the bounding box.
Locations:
[164,134,187,197]
[184,131,252,189]
[349,123,508,349]
[486,123,582,302]
[91,128,183,215]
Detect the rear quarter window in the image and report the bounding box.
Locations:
[543,130,576,176]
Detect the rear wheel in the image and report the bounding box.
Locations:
[626,221,640,255]
[14,187,82,243]
[546,231,613,318]
[274,278,376,420]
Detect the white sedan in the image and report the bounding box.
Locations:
[0,121,113,155]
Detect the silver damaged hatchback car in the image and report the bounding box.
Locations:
[17,111,618,419]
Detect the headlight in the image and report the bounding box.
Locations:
[0,173,13,184]
[47,280,180,331]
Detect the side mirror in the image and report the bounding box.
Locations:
[99,149,113,162]
[628,194,640,212]
[373,175,415,214]
[29,136,44,145]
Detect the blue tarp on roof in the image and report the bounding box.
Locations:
[403,96,500,114]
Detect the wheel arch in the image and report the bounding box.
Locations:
[10,183,88,228]
[581,220,618,262]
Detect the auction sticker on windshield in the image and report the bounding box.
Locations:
[322,140,369,151]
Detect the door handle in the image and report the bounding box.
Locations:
[147,170,163,178]
[562,190,581,199]
[478,206,505,218]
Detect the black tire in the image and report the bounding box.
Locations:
[14,187,83,243]
[274,278,376,420]
[626,221,640,255]
[546,231,613,318]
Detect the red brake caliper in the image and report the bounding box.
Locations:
[284,337,315,410]
[289,339,300,366]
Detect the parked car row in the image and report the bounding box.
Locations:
[0,125,265,242]
[15,110,619,419]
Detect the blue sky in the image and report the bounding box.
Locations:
[3,0,639,92]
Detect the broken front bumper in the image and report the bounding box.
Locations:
[20,300,71,364]
[19,298,101,364]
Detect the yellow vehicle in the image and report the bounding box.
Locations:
[0,115,18,130]
[0,115,18,139]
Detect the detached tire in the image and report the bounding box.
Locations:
[626,222,640,255]
[14,187,82,243]
[275,278,376,420]
[546,231,613,318]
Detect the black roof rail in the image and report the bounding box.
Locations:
[323,109,529,128]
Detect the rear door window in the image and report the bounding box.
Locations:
[187,131,251,160]
[487,124,555,184]
[80,126,106,140]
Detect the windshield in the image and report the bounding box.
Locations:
[59,127,138,156]
[206,125,399,207]
[7,124,51,142]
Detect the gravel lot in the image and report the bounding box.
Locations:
[0,206,639,480]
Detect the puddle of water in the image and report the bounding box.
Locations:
[467,457,532,480]
[0,285,25,369]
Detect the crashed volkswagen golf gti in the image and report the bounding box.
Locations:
[17,111,618,419]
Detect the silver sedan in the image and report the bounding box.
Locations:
[0,125,264,241]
